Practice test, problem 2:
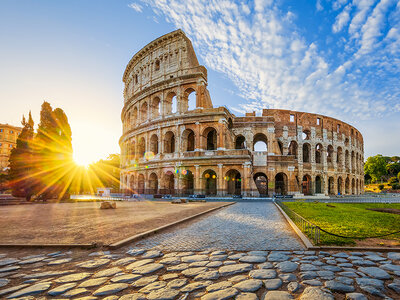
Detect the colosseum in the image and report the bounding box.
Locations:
[120,30,364,197]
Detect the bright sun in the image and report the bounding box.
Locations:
[73,153,93,167]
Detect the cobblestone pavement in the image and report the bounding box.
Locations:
[1,248,400,299]
[133,202,304,251]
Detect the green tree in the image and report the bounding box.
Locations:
[364,155,387,183]
[386,162,400,177]
[8,113,35,200]
[32,101,73,199]
[89,154,120,191]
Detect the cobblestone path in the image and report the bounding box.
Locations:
[1,248,399,299]
[133,202,304,251]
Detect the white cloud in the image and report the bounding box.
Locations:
[128,2,143,13]
[333,4,352,33]
[316,0,323,11]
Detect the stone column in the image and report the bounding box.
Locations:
[195,122,201,151]
[323,174,328,195]
[217,164,224,196]
[194,165,201,194]
[217,120,225,150]
[242,163,250,196]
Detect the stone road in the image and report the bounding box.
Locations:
[133,202,304,251]
[0,248,400,299]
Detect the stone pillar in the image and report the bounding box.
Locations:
[195,122,201,151]
[194,165,201,194]
[242,163,251,196]
[217,120,225,150]
[323,174,328,195]
[217,164,224,196]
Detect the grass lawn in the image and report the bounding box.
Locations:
[283,201,400,246]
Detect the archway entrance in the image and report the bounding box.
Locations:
[203,170,217,195]
[275,173,287,195]
[163,171,175,195]
[315,176,322,194]
[328,177,334,195]
[181,170,194,195]
[302,175,312,195]
[149,173,158,194]
[254,173,268,197]
[138,174,145,194]
[226,170,241,195]
[337,177,343,195]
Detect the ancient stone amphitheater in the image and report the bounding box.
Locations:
[120,30,364,197]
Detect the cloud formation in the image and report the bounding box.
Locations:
[133,0,400,121]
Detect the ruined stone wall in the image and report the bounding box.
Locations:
[120,30,364,197]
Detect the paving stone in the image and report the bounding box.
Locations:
[142,250,163,259]
[267,252,289,262]
[111,274,142,283]
[325,259,337,265]
[239,256,266,263]
[352,260,376,267]
[78,277,108,288]
[345,292,368,300]
[48,283,76,296]
[228,275,248,284]
[167,278,188,289]
[263,278,282,290]
[211,251,226,256]
[202,287,239,300]
[234,279,262,292]
[119,293,146,300]
[248,251,268,256]
[139,280,167,293]
[236,292,258,300]
[126,259,154,270]
[299,286,334,300]
[388,282,400,293]
[302,279,322,286]
[358,267,391,279]
[112,257,137,266]
[62,287,90,297]
[333,252,349,258]
[6,282,51,298]
[381,263,400,272]
[93,267,122,277]
[161,273,179,281]
[182,267,208,277]
[263,290,294,300]
[0,278,9,288]
[159,257,181,265]
[317,270,335,280]
[0,283,29,297]
[358,285,386,297]
[55,272,92,283]
[206,281,233,292]
[190,261,209,267]
[0,258,19,267]
[228,253,246,260]
[338,271,359,278]
[279,273,297,282]
[276,261,298,272]
[103,296,119,300]
[195,270,220,280]
[338,263,353,268]
[387,252,400,261]
[207,261,223,268]
[364,255,385,261]
[321,265,341,272]
[126,249,146,256]
[300,264,319,271]
[167,263,188,272]
[249,269,276,279]
[258,262,274,269]
[76,258,110,269]
[0,265,20,273]
[219,264,252,276]
[93,283,128,296]
[147,287,180,300]
[224,261,236,265]
[47,258,72,265]
[300,271,318,280]
[210,255,228,261]
[131,275,158,288]
[131,263,164,275]
[336,276,354,285]
[181,281,212,292]
[287,281,301,292]
[18,257,46,265]
[355,277,385,289]
[24,270,74,279]
[181,255,209,263]
[324,280,355,292]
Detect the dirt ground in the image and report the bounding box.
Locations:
[0,201,230,245]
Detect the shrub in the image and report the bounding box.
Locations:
[388,177,398,184]
[378,184,384,190]
[391,183,400,190]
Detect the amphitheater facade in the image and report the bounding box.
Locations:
[120,30,364,197]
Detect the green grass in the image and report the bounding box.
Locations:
[282,201,400,246]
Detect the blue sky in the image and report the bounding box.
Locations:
[0,0,399,164]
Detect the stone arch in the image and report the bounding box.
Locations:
[132,106,138,126]
[151,96,161,118]
[351,151,355,173]
[129,140,136,161]
[235,135,246,149]
[302,130,311,140]
[352,178,355,195]
[337,147,343,166]
[138,173,145,194]
[129,175,135,193]
[253,172,268,197]
[202,169,217,195]
[253,133,268,151]
[337,176,343,195]
[315,175,323,194]
[181,169,194,195]
[225,169,241,195]
[150,134,159,154]
[302,174,312,195]
[303,143,311,163]
[163,171,175,194]
[345,150,350,171]
[345,177,350,194]
[315,144,323,164]
[288,140,298,158]
[165,92,177,115]
[126,112,131,130]
[184,87,197,111]
[277,140,284,155]
[138,137,146,158]
[327,145,334,163]
[148,173,158,194]
[275,173,288,195]
[328,176,335,195]
[182,129,195,152]
[164,131,175,153]
[202,127,217,150]
[140,101,148,122]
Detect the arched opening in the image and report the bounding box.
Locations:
[315,175,322,194]
[327,145,334,163]
[337,147,343,167]
[138,137,146,158]
[235,135,246,149]
[345,138,349,146]
[352,178,355,195]
[132,107,138,126]
[165,92,177,115]
[164,131,175,153]
[155,60,160,71]
[163,171,175,194]
[302,175,312,195]
[151,97,161,118]
[203,127,217,150]
[303,143,311,163]
[275,173,288,195]
[345,150,350,171]
[126,112,131,130]
[150,134,159,155]
[253,133,268,151]
[203,169,217,195]
[227,118,233,129]
[182,129,195,152]
[278,141,284,155]
[253,173,268,197]
[129,140,135,161]
[356,178,359,194]
[185,88,196,111]
[171,95,177,113]
[181,170,194,195]
[315,144,322,164]
[288,141,298,158]
[129,176,135,193]
[337,177,343,195]
[351,151,355,173]
[140,101,148,122]
[225,170,241,195]
[302,130,310,140]
[328,177,334,195]
[149,173,158,194]
[345,177,350,194]
[138,174,145,194]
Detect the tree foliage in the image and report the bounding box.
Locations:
[364,155,387,183]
